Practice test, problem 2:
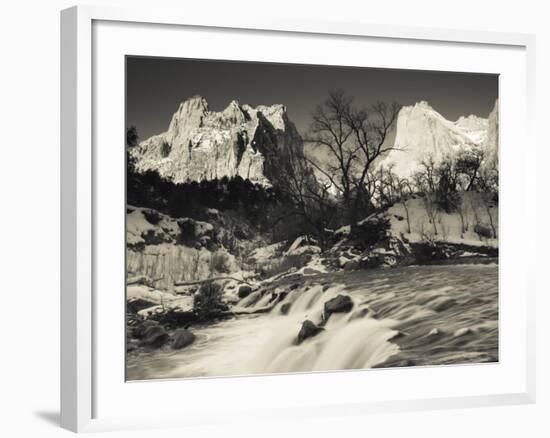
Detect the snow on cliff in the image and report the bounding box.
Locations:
[381,101,498,178]
[131,96,307,186]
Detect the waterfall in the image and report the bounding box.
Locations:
[241,284,399,373]
[137,283,400,379]
[127,264,499,381]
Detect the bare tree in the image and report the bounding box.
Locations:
[413,156,438,193]
[455,148,484,191]
[456,197,469,237]
[423,193,439,236]
[277,145,337,249]
[371,165,414,234]
[396,177,413,234]
[305,90,400,232]
[480,192,498,238]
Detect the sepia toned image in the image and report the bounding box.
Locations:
[125,57,498,380]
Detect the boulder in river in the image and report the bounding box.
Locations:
[132,319,159,339]
[172,328,196,350]
[343,259,360,271]
[126,338,140,352]
[238,285,253,298]
[427,328,442,337]
[324,295,353,320]
[280,303,292,315]
[348,306,374,321]
[139,324,169,349]
[296,320,324,344]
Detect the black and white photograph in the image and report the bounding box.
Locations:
[2,0,548,435]
[125,56,499,381]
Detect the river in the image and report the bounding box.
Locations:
[127,263,498,380]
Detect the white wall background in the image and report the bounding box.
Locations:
[0,1,546,436]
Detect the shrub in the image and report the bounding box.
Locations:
[142,209,162,225]
[474,223,494,239]
[410,242,447,264]
[353,216,390,249]
[176,219,197,245]
[435,188,461,213]
[193,282,225,316]
[210,251,231,274]
[434,162,460,213]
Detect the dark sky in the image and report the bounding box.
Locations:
[126,56,498,141]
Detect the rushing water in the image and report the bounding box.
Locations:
[127,263,498,380]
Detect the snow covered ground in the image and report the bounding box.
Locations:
[385,191,498,247]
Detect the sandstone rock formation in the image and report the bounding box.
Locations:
[131,96,309,186]
[381,100,499,178]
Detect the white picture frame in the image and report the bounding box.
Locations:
[60,4,537,433]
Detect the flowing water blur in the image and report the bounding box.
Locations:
[126,263,498,380]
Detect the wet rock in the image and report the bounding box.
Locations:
[324,295,353,320]
[343,259,359,271]
[126,338,140,352]
[139,324,169,349]
[296,320,324,344]
[360,254,384,269]
[280,303,292,315]
[127,298,157,314]
[393,359,417,367]
[388,331,407,341]
[349,307,374,321]
[172,328,196,350]
[474,223,494,239]
[149,308,198,328]
[427,328,442,337]
[133,319,159,339]
[238,285,253,298]
[453,327,474,337]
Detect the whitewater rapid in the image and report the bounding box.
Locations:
[127,263,498,380]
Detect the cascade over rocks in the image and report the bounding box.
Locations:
[238,285,253,298]
[280,303,292,315]
[324,295,354,320]
[172,328,196,350]
[296,320,324,344]
[139,324,169,349]
[133,320,160,339]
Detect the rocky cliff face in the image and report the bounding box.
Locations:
[381,101,498,178]
[131,96,307,186]
[483,100,499,172]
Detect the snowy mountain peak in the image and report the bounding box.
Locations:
[381,101,498,178]
[456,114,488,131]
[415,100,434,110]
[131,96,308,186]
[175,95,209,116]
